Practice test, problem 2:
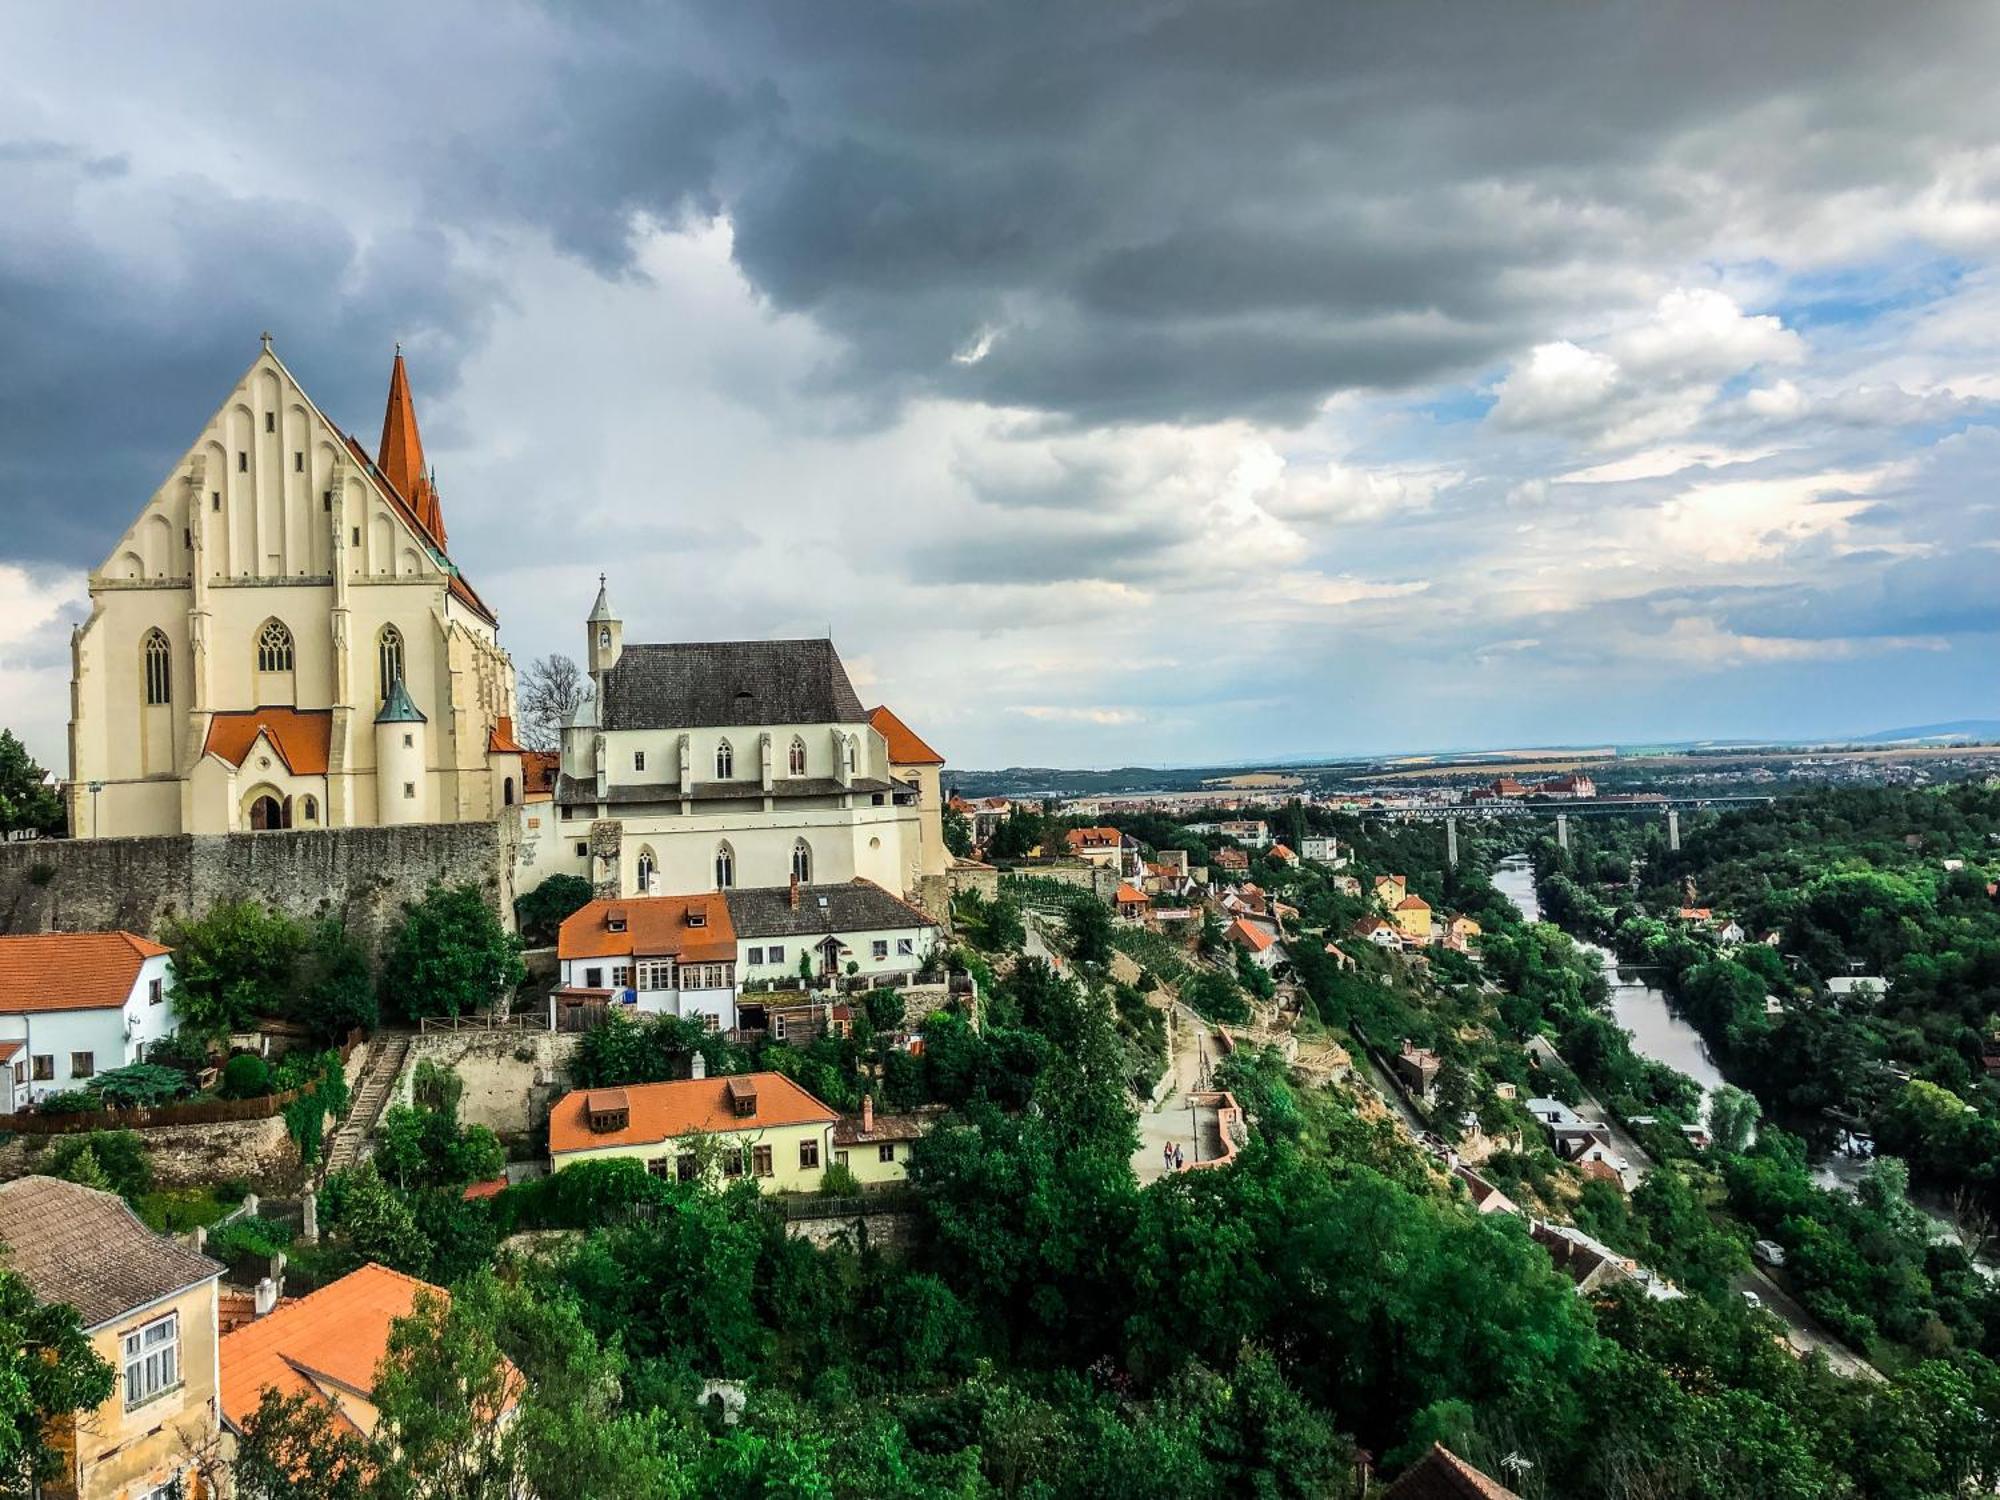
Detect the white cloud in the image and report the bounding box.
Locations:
[1489,340,1621,429]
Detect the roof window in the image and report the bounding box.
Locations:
[606,907,627,933]
[726,1076,758,1119]
[585,1088,629,1134]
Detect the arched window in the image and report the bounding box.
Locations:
[636,846,656,893]
[845,737,857,774]
[715,740,734,780]
[300,795,319,822]
[791,839,812,885]
[714,842,735,890]
[256,619,295,674]
[788,736,807,776]
[377,625,404,704]
[142,630,171,706]
[503,777,516,807]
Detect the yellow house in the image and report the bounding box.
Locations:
[1373,874,1408,909]
[1449,915,1483,943]
[831,1096,938,1187]
[0,1176,223,1500]
[1390,893,1433,943]
[549,1072,838,1193]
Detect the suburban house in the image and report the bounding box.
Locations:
[1331,874,1362,897]
[547,1072,840,1192]
[1267,842,1298,866]
[1299,835,1343,865]
[221,1262,519,1454]
[1827,976,1888,1002]
[1389,893,1434,944]
[1373,873,1408,908]
[554,892,740,1032]
[0,932,179,1108]
[1228,917,1282,971]
[1353,916,1400,947]
[759,996,854,1047]
[1063,826,1125,867]
[1381,1443,1523,1499]
[1525,1097,1613,1161]
[727,879,940,988]
[1716,920,1746,945]
[1442,915,1483,954]
[1393,1041,1442,1102]
[1211,847,1250,875]
[830,1094,938,1186]
[0,1176,224,1500]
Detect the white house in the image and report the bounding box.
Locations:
[554,892,740,1032]
[1299,835,1344,866]
[0,933,179,1109]
[727,880,940,987]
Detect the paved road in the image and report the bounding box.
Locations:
[1733,1267,1883,1382]
[1132,999,1220,1183]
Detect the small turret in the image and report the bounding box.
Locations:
[374,669,428,824]
[587,573,623,685]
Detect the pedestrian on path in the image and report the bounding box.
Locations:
[1172,1142,1185,1172]
[1163,1141,1175,1174]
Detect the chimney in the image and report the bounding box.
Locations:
[862,1093,875,1133]
[254,1277,279,1318]
[691,1050,707,1080]
[789,873,800,910]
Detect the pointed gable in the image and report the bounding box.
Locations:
[376,351,446,549]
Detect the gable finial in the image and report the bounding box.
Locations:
[260,330,273,353]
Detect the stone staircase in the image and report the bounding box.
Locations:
[324,1032,412,1175]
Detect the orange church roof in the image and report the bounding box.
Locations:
[868,705,945,766]
[487,716,526,754]
[203,708,332,776]
[549,1072,838,1156]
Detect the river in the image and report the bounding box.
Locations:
[1492,855,1995,1268]
[1492,856,1727,1116]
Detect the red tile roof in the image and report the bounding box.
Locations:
[203,708,333,776]
[219,1263,512,1434]
[487,716,526,755]
[1065,826,1123,850]
[868,705,945,766]
[558,893,737,964]
[1381,1443,1521,1498]
[522,749,561,796]
[1115,883,1149,905]
[461,1177,508,1201]
[0,932,169,1014]
[1396,895,1432,912]
[1229,917,1275,952]
[549,1072,837,1155]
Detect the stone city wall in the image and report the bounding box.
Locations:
[0,818,517,956]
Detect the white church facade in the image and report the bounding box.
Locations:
[67,340,524,837]
[519,580,949,901]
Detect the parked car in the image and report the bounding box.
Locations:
[1752,1239,1787,1269]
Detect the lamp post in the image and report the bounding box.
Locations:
[89,781,103,838]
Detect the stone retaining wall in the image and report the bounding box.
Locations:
[0,1113,301,1190]
[0,818,517,956]
[397,1029,579,1149]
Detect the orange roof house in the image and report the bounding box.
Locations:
[1229,917,1274,953]
[547,1073,838,1157]
[1269,843,1297,864]
[1065,826,1123,851]
[1382,1443,1522,1498]
[220,1262,516,1439]
[0,932,171,1013]
[868,705,945,766]
[201,708,334,776]
[486,716,527,755]
[557,893,738,965]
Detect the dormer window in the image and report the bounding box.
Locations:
[606,907,627,933]
[686,907,707,928]
[726,1077,758,1119]
[585,1089,630,1134]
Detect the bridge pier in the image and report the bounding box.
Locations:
[1445,815,1459,870]
[1667,808,1680,852]
[1555,812,1570,852]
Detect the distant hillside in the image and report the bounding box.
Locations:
[1850,720,2000,745]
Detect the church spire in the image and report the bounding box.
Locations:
[377,349,447,551]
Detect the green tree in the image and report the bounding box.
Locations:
[327,1162,432,1275]
[943,806,974,859]
[1707,1084,1762,1156]
[514,873,594,948]
[1066,895,1114,966]
[163,900,308,1040]
[41,1131,151,1199]
[86,1062,192,1108]
[0,729,63,838]
[230,1388,373,1500]
[297,918,379,1041]
[0,1270,116,1494]
[381,884,525,1022]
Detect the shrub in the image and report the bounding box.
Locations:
[820,1161,863,1197]
[33,1091,101,1116]
[43,1131,151,1199]
[207,1214,295,1264]
[219,1054,274,1100]
[88,1064,192,1108]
